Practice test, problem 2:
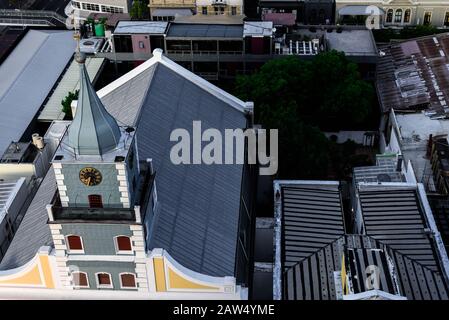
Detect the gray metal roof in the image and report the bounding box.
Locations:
[114,21,169,34]
[284,234,449,300]
[281,183,345,270]
[116,64,246,277]
[152,9,192,18]
[38,57,105,121]
[0,170,55,269]
[167,24,243,39]
[0,29,76,155]
[353,164,404,184]
[67,56,121,156]
[0,60,247,278]
[359,188,441,272]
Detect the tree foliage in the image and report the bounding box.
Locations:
[130,0,149,20]
[234,51,374,178]
[61,90,79,120]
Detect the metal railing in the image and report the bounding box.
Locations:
[0,9,67,26]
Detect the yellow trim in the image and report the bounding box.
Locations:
[167,267,219,291]
[0,264,42,286]
[341,253,348,295]
[153,257,166,292]
[39,255,55,289]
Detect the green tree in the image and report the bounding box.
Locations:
[61,90,79,120]
[235,51,374,178]
[130,0,149,20]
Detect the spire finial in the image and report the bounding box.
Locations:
[73,31,86,64]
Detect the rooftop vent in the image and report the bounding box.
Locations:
[54,155,63,160]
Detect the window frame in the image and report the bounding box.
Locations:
[66,234,84,254]
[423,11,432,25]
[88,194,103,208]
[386,9,393,23]
[95,272,113,289]
[71,271,89,288]
[404,8,412,24]
[119,272,137,289]
[114,235,133,254]
[394,9,403,23]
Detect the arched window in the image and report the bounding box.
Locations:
[394,9,403,23]
[120,273,137,289]
[424,11,432,25]
[115,236,132,253]
[88,194,103,208]
[96,272,113,288]
[404,9,411,23]
[386,9,393,23]
[72,271,89,288]
[66,235,84,253]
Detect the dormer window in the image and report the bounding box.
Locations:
[115,236,133,254]
[66,235,84,253]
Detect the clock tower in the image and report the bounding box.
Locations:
[46,51,154,291]
[52,52,139,209]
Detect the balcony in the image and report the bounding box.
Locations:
[149,0,195,7]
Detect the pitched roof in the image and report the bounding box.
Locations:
[0,170,55,269]
[275,180,449,300]
[0,50,249,278]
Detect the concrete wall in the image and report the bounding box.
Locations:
[132,35,151,55]
[336,0,449,27]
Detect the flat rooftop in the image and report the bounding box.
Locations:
[167,23,243,39]
[114,21,168,35]
[377,33,449,116]
[325,29,377,56]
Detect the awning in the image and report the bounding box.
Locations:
[152,8,192,17]
[339,5,385,16]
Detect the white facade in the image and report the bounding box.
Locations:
[336,0,449,27]
[71,0,131,14]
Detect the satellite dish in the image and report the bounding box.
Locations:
[272,28,277,33]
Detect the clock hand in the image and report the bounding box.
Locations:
[87,177,91,186]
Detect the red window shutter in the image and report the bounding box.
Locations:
[117,236,132,251]
[121,274,136,288]
[73,272,88,287]
[98,273,111,285]
[67,235,83,250]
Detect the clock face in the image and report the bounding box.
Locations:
[79,167,102,186]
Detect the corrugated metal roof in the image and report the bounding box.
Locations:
[359,188,440,271]
[284,234,449,300]
[281,183,345,270]
[38,57,104,121]
[0,29,76,155]
[167,24,243,39]
[0,170,55,269]
[114,21,168,34]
